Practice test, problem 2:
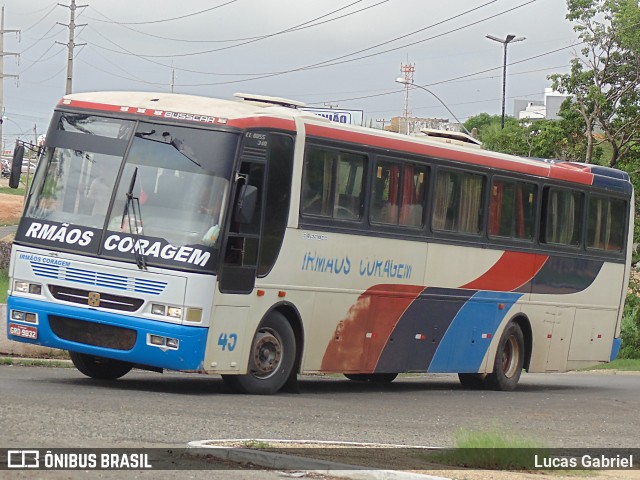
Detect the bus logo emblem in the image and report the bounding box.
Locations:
[88,292,101,307]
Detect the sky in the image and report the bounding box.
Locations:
[1,0,580,150]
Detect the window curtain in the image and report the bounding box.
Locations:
[489,182,504,236]
[433,172,452,230]
[399,165,416,225]
[321,155,334,216]
[459,175,482,233]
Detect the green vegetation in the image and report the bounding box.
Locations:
[620,279,640,359]
[242,440,271,449]
[0,186,25,196]
[586,358,640,370]
[0,357,72,368]
[426,429,548,470]
[0,268,8,303]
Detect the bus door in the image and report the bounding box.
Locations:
[219,136,267,294]
[218,130,295,295]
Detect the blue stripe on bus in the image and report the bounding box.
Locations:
[610,338,621,362]
[428,290,523,373]
[6,296,207,371]
[374,287,475,373]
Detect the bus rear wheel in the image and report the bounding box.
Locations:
[69,351,132,380]
[344,373,398,383]
[223,312,296,395]
[485,322,525,391]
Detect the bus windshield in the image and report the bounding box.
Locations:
[23,113,239,272]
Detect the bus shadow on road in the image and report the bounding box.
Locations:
[53,371,595,396]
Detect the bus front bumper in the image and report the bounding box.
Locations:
[6,296,208,371]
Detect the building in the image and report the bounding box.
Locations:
[514,88,569,121]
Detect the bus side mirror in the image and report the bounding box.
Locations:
[9,144,24,189]
[234,184,258,224]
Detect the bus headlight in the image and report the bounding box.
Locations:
[14,281,42,295]
[151,304,166,316]
[151,303,182,319]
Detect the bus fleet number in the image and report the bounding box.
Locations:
[218,333,238,351]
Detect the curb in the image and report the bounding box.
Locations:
[187,439,451,480]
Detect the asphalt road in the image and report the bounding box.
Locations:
[1,366,639,452]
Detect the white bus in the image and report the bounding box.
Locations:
[6,91,633,394]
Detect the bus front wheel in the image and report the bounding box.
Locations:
[223,312,296,395]
[485,323,525,391]
[69,351,132,380]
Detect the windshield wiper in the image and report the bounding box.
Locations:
[121,167,147,270]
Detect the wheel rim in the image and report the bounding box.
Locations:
[251,328,282,379]
[502,335,521,378]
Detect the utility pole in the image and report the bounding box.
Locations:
[376,118,389,130]
[57,0,87,95]
[400,63,415,135]
[0,6,20,154]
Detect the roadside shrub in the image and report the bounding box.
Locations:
[0,240,11,271]
[620,277,640,359]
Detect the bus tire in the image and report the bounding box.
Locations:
[223,312,296,395]
[485,322,525,391]
[457,373,487,389]
[69,351,132,380]
[344,373,398,383]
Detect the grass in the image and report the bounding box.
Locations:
[0,268,8,303]
[0,218,20,227]
[583,358,640,371]
[0,186,25,196]
[426,429,548,470]
[242,440,271,449]
[0,357,72,368]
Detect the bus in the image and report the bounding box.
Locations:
[6,91,633,394]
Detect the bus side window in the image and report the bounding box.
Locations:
[541,187,584,246]
[301,145,366,221]
[587,196,625,252]
[488,179,537,241]
[334,152,365,220]
[432,170,484,234]
[370,159,426,227]
[301,148,334,217]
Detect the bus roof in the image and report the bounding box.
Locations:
[59,91,631,195]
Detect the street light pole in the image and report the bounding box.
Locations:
[395,78,471,136]
[486,34,525,129]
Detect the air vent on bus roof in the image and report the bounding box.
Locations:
[234,92,306,109]
[419,128,482,148]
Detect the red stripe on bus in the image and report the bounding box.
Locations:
[461,251,548,292]
[321,284,425,373]
[549,162,594,184]
[305,124,594,185]
[226,116,296,131]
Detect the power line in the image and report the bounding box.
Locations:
[87,0,381,45]
[85,0,505,82]
[309,43,580,105]
[84,0,239,26]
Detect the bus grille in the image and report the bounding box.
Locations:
[49,316,137,350]
[48,285,144,312]
[29,261,167,295]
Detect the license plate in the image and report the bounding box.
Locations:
[9,323,38,340]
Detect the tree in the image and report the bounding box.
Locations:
[463,108,602,162]
[549,0,640,166]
